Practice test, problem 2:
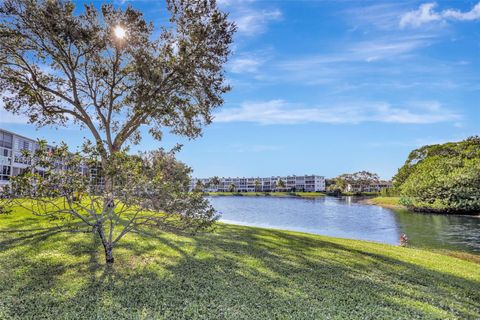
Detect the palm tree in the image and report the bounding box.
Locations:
[254,179,261,192]
[229,183,236,193]
[276,179,286,192]
[210,176,221,192]
[195,180,204,192]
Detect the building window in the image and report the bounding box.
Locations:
[1,165,11,180]
[0,132,13,149]
[1,165,10,175]
[0,147,12,159]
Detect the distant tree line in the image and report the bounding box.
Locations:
[327,171,380,195]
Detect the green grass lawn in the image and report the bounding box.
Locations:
[0,207,479,319]
[366,197,404,209]
[206,191,326,198]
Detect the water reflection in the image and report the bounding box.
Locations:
[208,196,480,254]
[392,208,480,253]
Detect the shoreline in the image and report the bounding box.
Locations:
[206,192,381,198]
[364,197,480,217]
[362,197,406,210]
[219,220,480,263]
[205,191,326,198]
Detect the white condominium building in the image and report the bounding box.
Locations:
[0,129,91,187]
[0,129,52,186]
[190,175,326,193]
[1,129,326,194]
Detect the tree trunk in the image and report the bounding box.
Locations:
[96,225,115,264]
[104,243,114,264]
[100,160,115,265]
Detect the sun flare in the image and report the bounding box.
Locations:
[114,25,126,39]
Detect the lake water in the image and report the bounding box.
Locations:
[208,196,480,254]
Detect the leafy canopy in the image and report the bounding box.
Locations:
[0,0,235,157]
[328,171,380,193]
[394,136,480,213]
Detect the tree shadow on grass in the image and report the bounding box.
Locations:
[0,225,90,257]
[0,223,479,319]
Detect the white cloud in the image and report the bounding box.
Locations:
[279,35,432,69]
[443,3,480,20]
[344,3,411,31]
[229,57,263,73]
[257,36,434,85]
[214,100,460,125]
[228,49,272,74]
[234,9,282,36]
[400,3,441,28]
[216,0,281,36]
[400,2,480,28]
[349,37,431,61]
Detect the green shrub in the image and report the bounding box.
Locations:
[380,187,399,197]
[395,137,480,213]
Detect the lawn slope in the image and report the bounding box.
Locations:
[365,197,405,209]
[0,207,479,319]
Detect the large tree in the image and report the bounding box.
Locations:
[394,136,480,213]
[2,142,216,264]
[0,0,235,158]
[0,0,235,263]
[329,171,380,193]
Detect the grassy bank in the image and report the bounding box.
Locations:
[366,197,480,216]
[0,207,479,319]
[206,191,326,198]
[340,191,380,196]
[365,197,405,210]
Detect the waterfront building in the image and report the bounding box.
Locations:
[190,175,326,193]
[1,129,327,193]
[0,128,91,187]
[0,129,51,186]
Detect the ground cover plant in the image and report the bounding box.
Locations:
[0,206,479,319]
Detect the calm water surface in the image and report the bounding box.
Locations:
[208,196,480,254]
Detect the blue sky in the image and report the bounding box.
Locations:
[1,0,479,179]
